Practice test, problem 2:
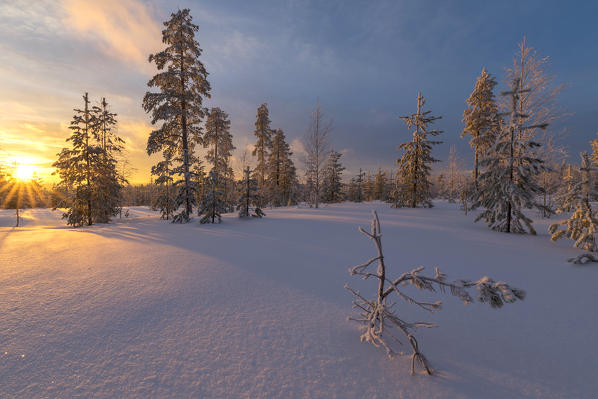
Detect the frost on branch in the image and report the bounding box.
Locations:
[345,211,525,375]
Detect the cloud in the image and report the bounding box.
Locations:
[61,0,162,73]
[290,138,307,157]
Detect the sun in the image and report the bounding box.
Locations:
[15,164,36,181]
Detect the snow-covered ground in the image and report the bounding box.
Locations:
[0,202,596,398]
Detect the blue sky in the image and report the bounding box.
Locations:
[0,0,596,182]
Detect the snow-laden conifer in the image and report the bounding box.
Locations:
[346,211,525,375]
[204,106,235,211]
[54,93,122,226]
[473,78,550,234]
[267,128,297,206]
[238,166,265,218]
[92,97,124,223]
[198,170,226,224]
[549,152,598,252]
[392,93,442,208]
[252,103,272,203]
[322,150,345,203]
[462,68,499,189]
[143,9,210,223]
[151,152,176,220]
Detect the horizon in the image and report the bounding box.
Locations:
[1,0,596,184]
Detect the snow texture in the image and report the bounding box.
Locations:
[1,202,596,398]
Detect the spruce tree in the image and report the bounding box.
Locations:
[198,170,226,224]
[238,166,265,218]
[462,68,499,190]
[392,92,443,208]
[353,168,365,202]
[53,93,111,226]
[151,152,176,220]
[92,97,124,223]
[549,152,598,251]
[322,150,345,203]
[267,128,297,206]
[373,168,387,201]
[252,103,272,203]
[473,78,549,234]
[143,9,210,223]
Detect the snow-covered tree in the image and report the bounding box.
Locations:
[143,9,210,223]
[549,152,598,252]
[373,168,387,201]
[303,102,332,208]
[473,78,550,234]
[346,211,525,375]
[392,93,443,208]
[349,168,365,202]
[462,68,499,190]
[198,170,226,224]
[267,128,297,206]
[252,103,272,203]
[92,97,124,223]
[54,93,122,226]
[444,145,463,203]
[322,150,345,203]
[364,172,374,201]
[204,107,234,176]
[237,166,265,218]
[204,106,235,211]
[151,153,176,220]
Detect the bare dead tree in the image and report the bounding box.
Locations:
[303,101,332,208]
[346,211,525,375]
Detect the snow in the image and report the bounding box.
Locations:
[1,202,596,398]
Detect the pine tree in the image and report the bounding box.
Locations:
[473,78,550,234]
[151,152,176,220]
[322,150,345,203]
[198,170,226,224]
[354,168,365,202]
[143,9,210,223]
[238,166,265,218]
[92,97,124,223]
[549,152,598,251]
[462,68,499,190]
[252,103,272,203]
[392,92,443,208]
[373,168,387,201]
[266,128,297,207]
[364,172,374,201]
[53,93,104,227]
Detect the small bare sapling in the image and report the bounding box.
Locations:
[345,211,525,375]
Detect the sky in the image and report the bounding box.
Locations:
[0,0,596,183]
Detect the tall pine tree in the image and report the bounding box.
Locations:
[252,103,272,204]
[462,68,499,190]
[267,128,296,206]
[54,93,123,226]
[237,166,265,218]
[392,92,443,208]
[473,78,549,234]
[322,150,345,203]
[143,9,210,223]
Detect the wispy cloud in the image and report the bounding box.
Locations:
[61,0,162,73]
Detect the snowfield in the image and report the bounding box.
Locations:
[1,202,596,398]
